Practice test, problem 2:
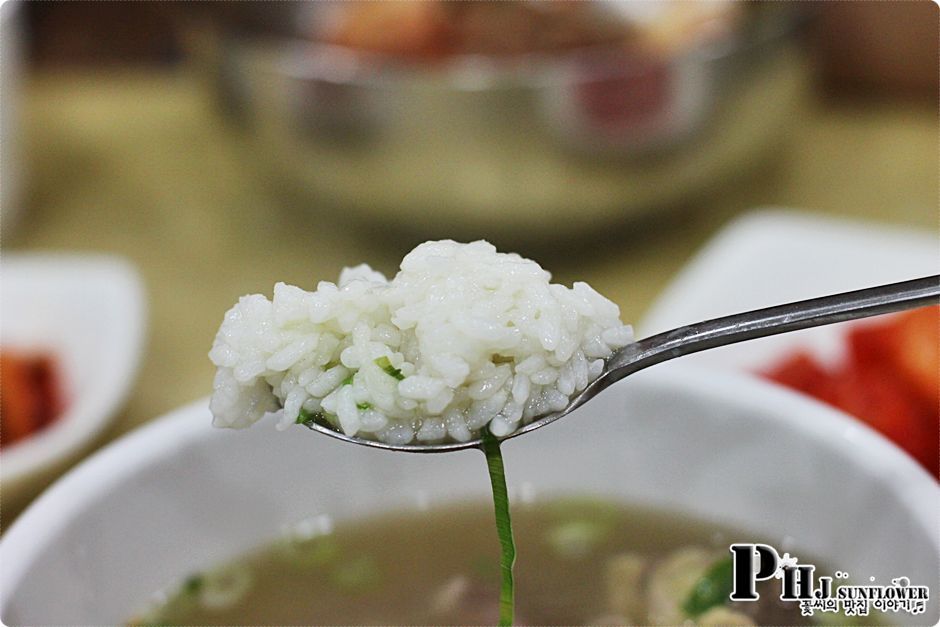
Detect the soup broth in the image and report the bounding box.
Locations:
[132,499,820,626]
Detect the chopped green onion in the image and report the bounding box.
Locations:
[482,431,515,627]
[330,555,382,592]
[356,402,372,411]
[198,565,252,610]
[546,496,620,523]
[543,497,616,559]
[295,407,320,427]
[682,556,734,618]
[374,356,405,381]
[545,520,608,560]
[182,574,204,595]
[279,534,340,569]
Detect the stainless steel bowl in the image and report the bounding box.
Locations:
[203,4,809,239]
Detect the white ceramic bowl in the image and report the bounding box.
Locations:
[641,209,939,370]
[0,254,147,507]
[1,366,937,624]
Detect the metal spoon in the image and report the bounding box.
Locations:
[303,275,939,453]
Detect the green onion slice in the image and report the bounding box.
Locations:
[682,555,734,618]
[374,356,405,380]
[482,431,515,626]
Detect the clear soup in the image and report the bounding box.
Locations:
[131,499,834,626]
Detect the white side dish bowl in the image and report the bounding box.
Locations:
[1,365,936,624]
[0,253,147,505]
[641,208,938,370]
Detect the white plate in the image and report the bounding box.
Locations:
[0,253,147,504]
[640,208,938,371]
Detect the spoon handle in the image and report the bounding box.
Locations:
[605,275,940,380]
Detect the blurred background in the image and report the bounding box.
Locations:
[1,1,937,518]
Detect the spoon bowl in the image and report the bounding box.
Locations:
[305,275,939,453]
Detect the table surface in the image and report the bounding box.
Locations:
[5,70,937,514]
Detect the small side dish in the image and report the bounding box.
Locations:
[763,306,939,476]
[0,351,64,447]
[1,253,146,506]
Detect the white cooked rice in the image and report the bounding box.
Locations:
[208,240,633,444]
